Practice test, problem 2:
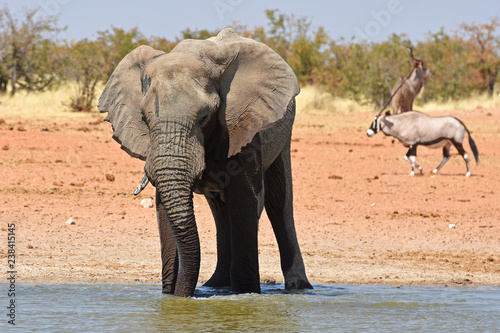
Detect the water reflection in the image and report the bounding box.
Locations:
[3,283,500,332]
[147,285,347,332]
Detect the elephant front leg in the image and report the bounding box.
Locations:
[226,184,261,294]
[155,190,179,294]
[225,141,264,294]
[203,192,232,288]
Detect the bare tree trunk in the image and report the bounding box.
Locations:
[10,69,16,96]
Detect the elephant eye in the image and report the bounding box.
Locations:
[198,112,210,126]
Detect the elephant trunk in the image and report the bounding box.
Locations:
[156,178,199,297]
[148,120,205,297]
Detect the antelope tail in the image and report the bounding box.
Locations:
[466,129,479,164]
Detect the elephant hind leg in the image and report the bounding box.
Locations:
[264,140,312,290]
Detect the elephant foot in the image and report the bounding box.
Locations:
[203,272,231,288]
[285,276,313,290]
[162,284,175,294]
[231,281,261,294]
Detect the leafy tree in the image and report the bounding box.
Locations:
[64,40,106,111]
[365,34,413,106]
[459,18,500,96]
[61,27,149,111]
[329,41,370,102]
[148,36,178,53]
[257,10,331,84]
[3,5,500,110]
[259,9,290,60]
[97,27,148,79]
[0,7,64,95]
[417,28,473,101]
[287,25,329,84]
[181,28,218,40]
[0,60,8,92]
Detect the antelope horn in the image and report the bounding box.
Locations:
[407,46,423,63]
[407,46,415,60]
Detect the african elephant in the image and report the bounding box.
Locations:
[98,28,312,297]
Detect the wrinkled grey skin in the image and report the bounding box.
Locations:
[98,29,312,297]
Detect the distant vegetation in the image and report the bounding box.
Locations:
[0,7,499,111]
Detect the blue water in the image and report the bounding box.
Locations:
[2,283,499,332]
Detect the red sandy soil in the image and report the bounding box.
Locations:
[1,107,499,287]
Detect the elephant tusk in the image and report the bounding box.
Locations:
[134,174,149,196]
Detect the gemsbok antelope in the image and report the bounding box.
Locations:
[391,47,434,114]
[367,111,479,176]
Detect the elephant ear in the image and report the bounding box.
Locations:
[208,28,300,157]
[98,45,165,160]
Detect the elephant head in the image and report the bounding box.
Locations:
[98,28,300,297]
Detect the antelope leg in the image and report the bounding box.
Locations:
[464,153,471,177]
[433,156,450,174]
[433,144,452,174]
[451,141,472,177]
[404,146,422,175]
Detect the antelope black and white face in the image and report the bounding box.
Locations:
[367,115,381,137]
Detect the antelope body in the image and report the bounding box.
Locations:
[391,47,434,114]
[367,111,479,176]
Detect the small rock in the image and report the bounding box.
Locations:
[66,217,76,225]
[106,174,115,182]
[449,224,456,229]
[141,198,154,208]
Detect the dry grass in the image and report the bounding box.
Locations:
[1,83,499,123]
[0,84,103,122]
[297,85,500,115]
[415,93,500,112]
[296,85,374,115]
